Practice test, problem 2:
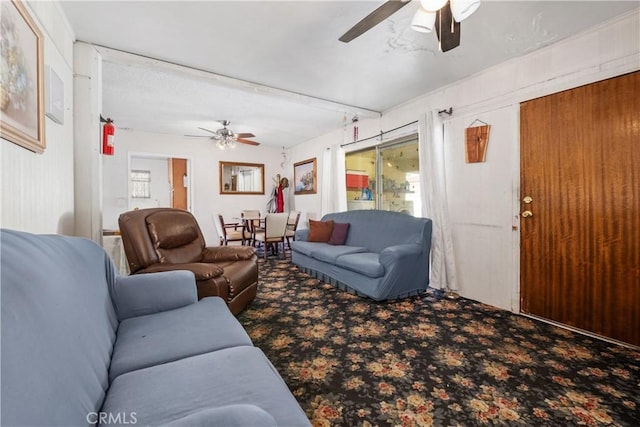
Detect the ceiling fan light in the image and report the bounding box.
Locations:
[411,7,436,33]
[227,138,236,149]
[419,0,448,12]
[216,139,226,150]
[450,0,481,22]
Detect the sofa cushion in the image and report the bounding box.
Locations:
[291,240,330,257]
[109,297,252,381]
[101,347,310,426]
[162,405,276,426]
[328,222,350,245]
[307,219,334,242]
[310,245,368,264]
[335,252,385,278]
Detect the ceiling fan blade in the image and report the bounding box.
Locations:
[184,134,211,138]
[235,138,260,146]
[197,127,219,135]
[339,0,410,43]
[435,3,461,52]
[234,132,255,138]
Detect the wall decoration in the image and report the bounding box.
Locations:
[465,119,490,163]
[0,0,45,153]
[219,161,265,195]
[45,65,64,124]
[294,157,317,195]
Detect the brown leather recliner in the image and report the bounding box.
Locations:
[118,208,258,315]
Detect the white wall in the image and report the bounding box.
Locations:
[290,11,640,311]
[102,129,287,245]
[1,2,75,234]
[288,128,343,227]
[444,106,518,311]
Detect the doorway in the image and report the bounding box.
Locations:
[129,154,192,212]
[520,71,639,346]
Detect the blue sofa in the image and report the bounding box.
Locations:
[291,210,433,300]
[1,229,310,427]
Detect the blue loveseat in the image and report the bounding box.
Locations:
[291,210,433,300]
[1,229,310,427]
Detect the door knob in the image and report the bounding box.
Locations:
[521,210,533,218]
[522,196,533,204]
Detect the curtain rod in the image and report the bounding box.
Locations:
[340,120,419,148]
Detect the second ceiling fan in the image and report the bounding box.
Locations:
[339,0,481,52]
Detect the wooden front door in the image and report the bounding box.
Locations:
[520,71,640,346]
[170,158,188,210]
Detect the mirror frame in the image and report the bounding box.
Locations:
[219,161,265,195]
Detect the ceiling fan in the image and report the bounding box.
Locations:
[339,0,481,52]
[188,120,260,149]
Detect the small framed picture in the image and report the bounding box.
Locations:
[294,157,317,195]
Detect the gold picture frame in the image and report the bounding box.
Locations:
[294,157,317,195]
[0,0,45,153]
[219,161,265,195]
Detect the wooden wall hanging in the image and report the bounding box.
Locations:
[465,121,490,163]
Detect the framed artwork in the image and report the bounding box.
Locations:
[0,0,46,153]
[294,157,317,195]
[45,65,64,125]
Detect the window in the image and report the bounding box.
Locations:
[131,170,151,198]
[345,136,421,216]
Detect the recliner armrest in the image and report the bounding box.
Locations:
[139,262,225,279]
[201,246,256,262]
[112,270,197,321]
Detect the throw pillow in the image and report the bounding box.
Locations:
[307,219,334,242]
[328,222,350,245]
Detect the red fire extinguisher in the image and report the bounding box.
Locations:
[102,118,115,156]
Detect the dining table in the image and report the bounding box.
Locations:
[233,214,264,246]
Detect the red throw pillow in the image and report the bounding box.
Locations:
[328,222,350,245]
[307,219,334,242]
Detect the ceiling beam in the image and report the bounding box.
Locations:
[90,42,381,119]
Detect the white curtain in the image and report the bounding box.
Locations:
[321,144,347,217]
[419,111,458,291]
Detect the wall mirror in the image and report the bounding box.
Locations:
[219,161,265,195]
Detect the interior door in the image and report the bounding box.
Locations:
[170,158,188,210]
[520,71,639,346]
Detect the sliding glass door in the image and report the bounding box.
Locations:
[379,140,420,216]
[345,136,420,216]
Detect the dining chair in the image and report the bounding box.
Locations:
[241,210,261,219]
[285,210,301,249]
[241,210,262,246]
[214,214,248,245]
[253,212,289,259]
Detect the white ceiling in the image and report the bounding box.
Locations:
[60,1,639,148]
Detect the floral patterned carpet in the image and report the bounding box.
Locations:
[238,257,640,426]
